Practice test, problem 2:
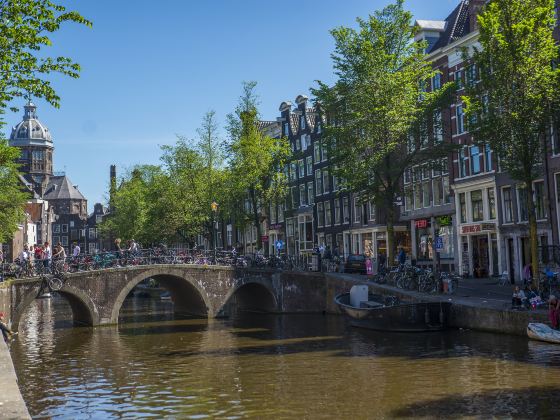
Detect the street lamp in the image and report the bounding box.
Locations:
[211,201,218,257]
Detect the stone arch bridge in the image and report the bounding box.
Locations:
[3,265,334,330]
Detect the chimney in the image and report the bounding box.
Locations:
[468,0,487,32]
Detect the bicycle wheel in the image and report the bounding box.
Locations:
[49,276,64,291]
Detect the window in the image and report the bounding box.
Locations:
[456,104,465,134]
[322,170,330,193]
[459,146,468,177]
[278,204,285,222]
[517,185,528,222]
[62,224,68,233]
[317,202,325,227]
[552,125,560,155]
[454,69,464,89]
[354,198,361,223]
[433,178,443,206]
[89,243,97,254]
[300,116,306,129]
[299,184,307,206]
[404,168,412,184]
[433,110,443,142]
[484,144,492,172]
[291,186,298,208]
[422,180,431,207]
[290,163,297,181]
[343,197,350,223]
[470,146,481,175]
[321,141,328,161]
[325,201,332,226]
[414,183,422,210]
[422,164,430,180]
[295,137,301,151]
[298,215,313,251]
[471,190,483,221]
[270,204,277,223]
[502,187,514,223]
[53,236,60,245]
[535,181,547,220]
[307,182,314,205]
[442,158,449,175]
[70,221,75,228]
[459,193,467,223]
[315,170,322,195]
[432,72,441,90]
[298,159,305,178]
[368,201,376,222]
[334,199,341,224]
[284,123,289,136]
[95,215,103,223]
[487,188,496,220]
[306,156,313,175]
[53,224,60,233]
[89,228,96,239]
[61,236,68,246]
[466,64,477,86]
[404,186,413,211]
[443,176,450,204]
[314,143,321,163]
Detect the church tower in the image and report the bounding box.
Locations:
[9,101,54,196]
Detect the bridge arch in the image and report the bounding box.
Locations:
[220,278,278,316]
[11,283,99,331]
[109,268,211,324]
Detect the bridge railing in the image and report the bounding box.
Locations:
[0,248,336,281]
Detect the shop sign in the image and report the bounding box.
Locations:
[415,219,428,229]
[269,224,283,230]
[461,224,482,234]
[434,236,444,252]
[261,235,269,242]
[480,223,496,232]
[437,215,452,227]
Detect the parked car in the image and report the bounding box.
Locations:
[345,255,367,274]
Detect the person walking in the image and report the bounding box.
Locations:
[72,242,81,258]
[398,247,406,267]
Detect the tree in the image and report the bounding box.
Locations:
[312,0,454,264]
[227,82,290,252]
[0,140,28,242]
[462,0,560,287]
[0,0,91,124]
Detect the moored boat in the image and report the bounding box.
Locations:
[335,286,451,332]
[527,322,560,344]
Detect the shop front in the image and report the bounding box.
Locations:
[458,223,499,278]
[343,227,410,263]
[411,216,456,272]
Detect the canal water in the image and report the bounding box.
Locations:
[9,296,560,418]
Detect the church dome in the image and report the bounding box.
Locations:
[9,102,52,144]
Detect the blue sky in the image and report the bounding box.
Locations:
[5,0,460,209]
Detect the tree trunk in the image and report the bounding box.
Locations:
[250,189,262,252]
[386,208,395,267]
[527,181,540,289]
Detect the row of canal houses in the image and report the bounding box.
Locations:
[227,0,560,283]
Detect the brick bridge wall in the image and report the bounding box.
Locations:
[0,266,354,330]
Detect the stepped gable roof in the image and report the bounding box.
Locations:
[257,120,278,131]
[427,0,472,53]
[43,175,86,201]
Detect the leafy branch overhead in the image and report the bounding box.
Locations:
[0,0,92,127]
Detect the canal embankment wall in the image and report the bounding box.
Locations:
[275,271,547,337]
[0,338,30,419]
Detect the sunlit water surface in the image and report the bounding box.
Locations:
[9,296,560,419]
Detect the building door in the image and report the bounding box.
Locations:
[508,238,515,284]
[472,235,489,278]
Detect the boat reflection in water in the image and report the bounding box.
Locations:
[335,285,451,332]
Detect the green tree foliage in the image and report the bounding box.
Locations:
[0,0,91,124]
[227,82,290,251]
[462,0,560,285]
[312,0,454,263]
[0,140,28,242]
[103,111,229,246]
